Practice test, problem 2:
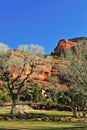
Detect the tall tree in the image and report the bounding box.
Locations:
[55,41,87,117]
[0,45,40,118]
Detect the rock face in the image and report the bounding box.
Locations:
[52,39,77,55]
[1,38,82,91]
[3,50,70,90]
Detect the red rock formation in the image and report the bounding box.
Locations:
[52,39,77,55]
[0,40,74,91]
[51,69,59,75]
[0,80,3,85]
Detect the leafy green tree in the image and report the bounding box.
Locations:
[47,89,58,103]
[57,91,71,110]
[32,83,42,102]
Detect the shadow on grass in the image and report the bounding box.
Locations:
[0,127,86,130]
[33,128,87,130]
[14,127,87,130]
[0,128,18,130]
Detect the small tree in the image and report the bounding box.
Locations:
[18,44,29,52]
[18,44,45,55]
[29,44,45,55]
[32,83,42,102]
[0,42,10,52]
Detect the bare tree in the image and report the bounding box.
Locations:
[29,44,45,55]
[0,42,10,53]
[0,46,40,118]
[18,44,45,55]
[18,44,29,52]
[55,41,87,117]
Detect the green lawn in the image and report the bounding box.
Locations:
[0,121,87,130]
[28,110,73,118]
[0,109,87,130]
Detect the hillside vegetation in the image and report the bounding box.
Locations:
[0,37,87,118]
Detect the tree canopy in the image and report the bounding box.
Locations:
[18,44,45,55]
[0,43,42,118]
[56,41,87,117]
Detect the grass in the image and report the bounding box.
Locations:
[0,106,10,114]
[31,110,72,116]
[0,121,87,130]
[0,109,87,130]
[27,110,73,118]
[0,107,73,117]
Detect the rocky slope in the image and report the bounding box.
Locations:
[9,51,69,90]
[51,39,77,56]
[9,38,79,90]
[34,37,87,90]
[52,37,87,56]
[1,37,87,91]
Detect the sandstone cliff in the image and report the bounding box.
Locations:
[1,37,86,91]
[52,39,77,55]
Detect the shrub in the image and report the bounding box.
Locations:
[3,95,11,102]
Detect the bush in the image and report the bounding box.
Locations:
[26,93,33,100]
[0,94,4,100]
[3,95,11,102]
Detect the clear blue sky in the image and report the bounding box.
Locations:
[0,0,87,54]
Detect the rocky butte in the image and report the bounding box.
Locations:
[52,39,76,56]
[52,37,87,55]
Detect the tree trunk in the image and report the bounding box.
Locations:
[82,109,86,117]
[71,102,78,117]
[71,107,78,117]
[10,99,16,119]
[78,106,81,117]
